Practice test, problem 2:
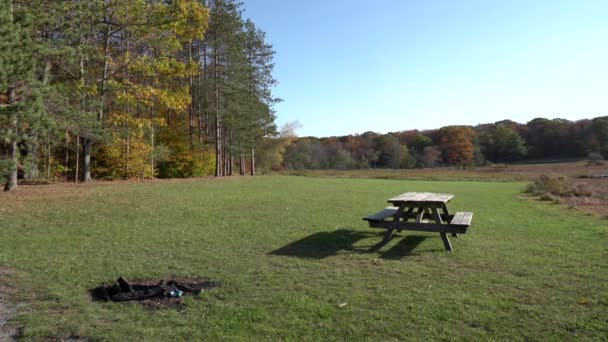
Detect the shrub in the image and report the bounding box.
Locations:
[538,192,560,203]
[526,175,571,197]
[526,175,594,199]
[157,149,215,178]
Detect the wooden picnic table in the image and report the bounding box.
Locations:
[363,192,473,252]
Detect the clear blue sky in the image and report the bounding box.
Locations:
[242,0,608,137]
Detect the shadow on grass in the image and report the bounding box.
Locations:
[270,229,431,259]
[381,235,429,259]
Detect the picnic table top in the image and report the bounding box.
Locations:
[387,192,454,204]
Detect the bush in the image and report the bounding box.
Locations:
[526,175,571,197]
[526,175,593,199]
[157,149,215,178]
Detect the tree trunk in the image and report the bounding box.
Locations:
[223,126,228,176]
[200,41,208,142]
[188,40,194,149]
[150,123,155,177]
[5,140,18,192]
[25,133,40,181]
[125,128,130,178]
[46,132,51,180]
[75,136,80,183]
[239,152,245,175]
[228,149,233,176]
[214,40,222,177]
[4,86,18,192]
[64,132,70,181]
[99,13,111,122]
[83,138,92,183]
[250,148,256,176]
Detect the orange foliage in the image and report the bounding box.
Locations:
[439,126,475,167]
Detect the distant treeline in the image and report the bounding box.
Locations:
[278,117,608,170]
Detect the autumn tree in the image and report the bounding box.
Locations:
[438,126,474,167]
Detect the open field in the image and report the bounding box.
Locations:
[282,161,608,217]
[0,176,607,340]
[281,161,608,182]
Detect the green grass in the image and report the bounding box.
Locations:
[1,176,607,341]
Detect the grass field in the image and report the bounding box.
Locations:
[282,162,608,217]
[1,176,607,340]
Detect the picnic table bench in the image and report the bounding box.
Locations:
[363,192,473,251]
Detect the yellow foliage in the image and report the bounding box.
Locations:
[104,113,156,180]
[115,81,191,112]
[164,0,210,41]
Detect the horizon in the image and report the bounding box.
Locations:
[284,114,601,139]
[243,0,608,137]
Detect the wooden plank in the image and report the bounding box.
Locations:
[367,221,467,234]
[449,212,473,226]
[450,212,465,225]
[388,192,454,204]
[363,207,398,221]
[387,201,448,209]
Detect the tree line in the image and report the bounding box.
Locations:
[277,117,608,171]
[0,0,278,191]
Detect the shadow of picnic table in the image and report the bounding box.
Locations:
[269,228,431,259]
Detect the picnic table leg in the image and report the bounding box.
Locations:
[393,206,406,234]
[382,229,394,242]
[441,203,458,238]
[403,207,415,222]
[431,207,453,252]
[382,206,405,242]
[440,232,453,252]
[441,203,451,217]
[415,207,425,223]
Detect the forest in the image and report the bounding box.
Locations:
[279,116,608,171]
[1,0,278,191]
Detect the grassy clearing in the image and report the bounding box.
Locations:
[0,176,607,340]
[282,162,608,218]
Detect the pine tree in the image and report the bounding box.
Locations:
[0,0,42,191]
[242,20,279,175]
[202,0,246,176]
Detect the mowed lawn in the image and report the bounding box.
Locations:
[0,176,607,340]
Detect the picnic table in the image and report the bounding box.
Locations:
[363,192,473,252]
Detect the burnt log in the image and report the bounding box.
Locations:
[111,286,167,302]
[117,276,134,293]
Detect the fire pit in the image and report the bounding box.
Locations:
[90,277,218,306]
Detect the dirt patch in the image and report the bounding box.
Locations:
[90,277,219,310]
[0,183,95,213]
[0,176,245,213]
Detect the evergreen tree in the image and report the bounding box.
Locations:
[0,0,42,191]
